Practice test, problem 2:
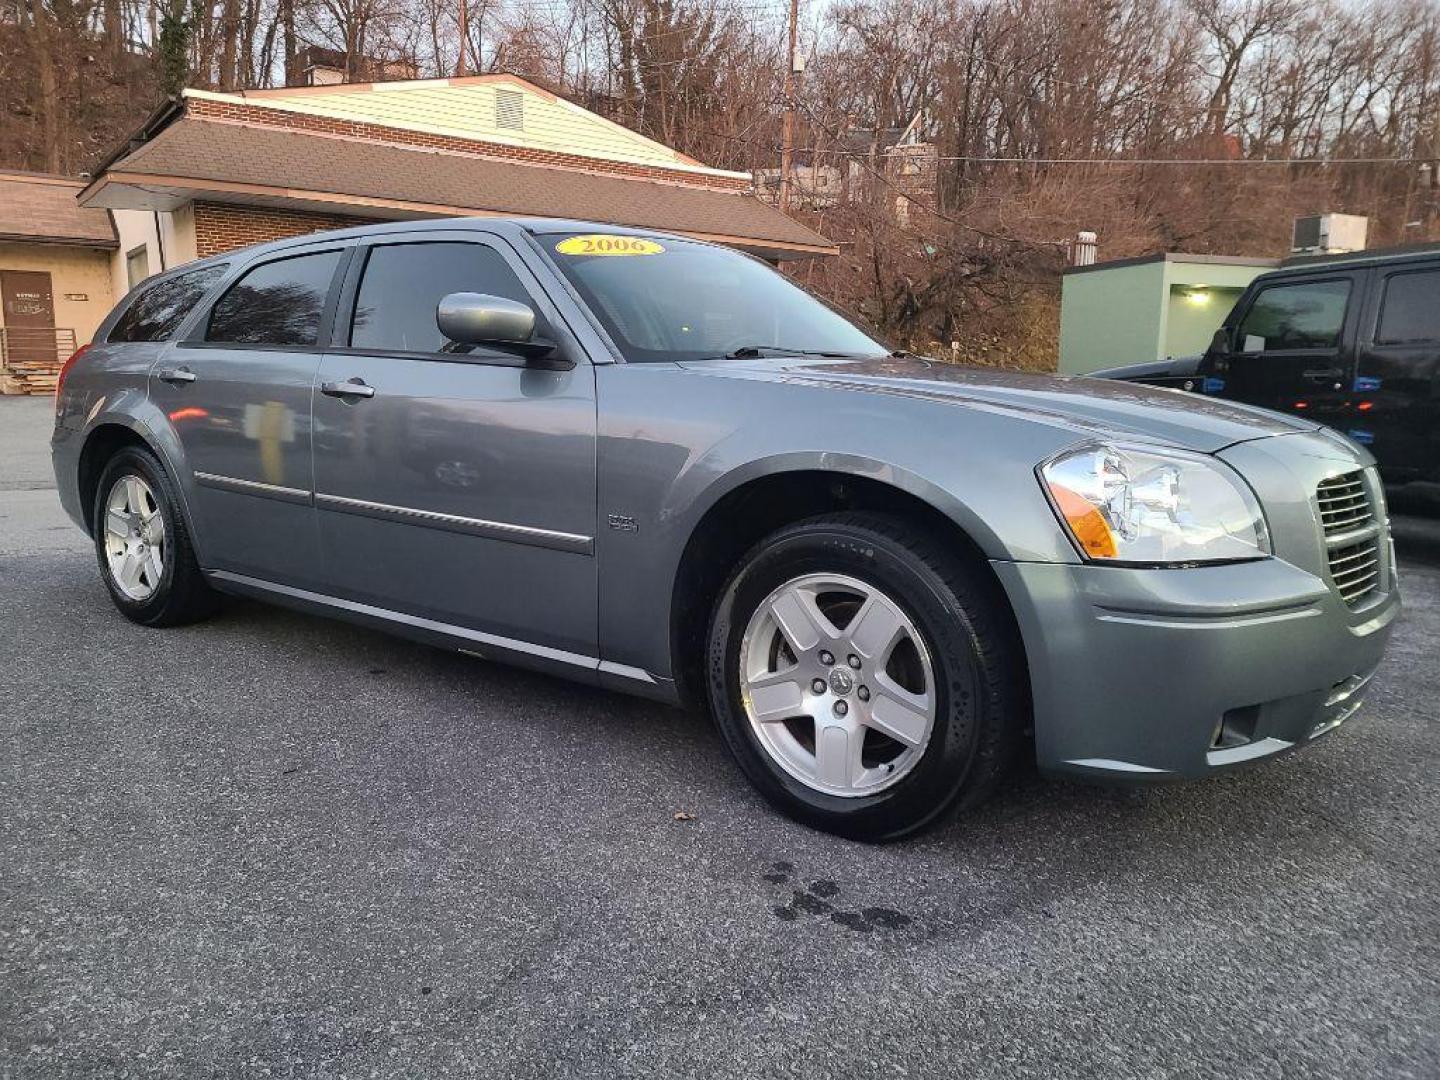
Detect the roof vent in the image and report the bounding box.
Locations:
[496,89,524,131]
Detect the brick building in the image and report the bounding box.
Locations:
[78,72,836,281]
[0,172,121,392]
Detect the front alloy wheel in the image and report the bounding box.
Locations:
[740,573,937,797]
[707,512,1025,842]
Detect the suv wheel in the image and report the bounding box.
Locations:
[706,513,1025,841]
[93,446,217,627]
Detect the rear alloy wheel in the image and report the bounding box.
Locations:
[707,512,1025,842]
[93,446,217,627]
[102,474,166,601]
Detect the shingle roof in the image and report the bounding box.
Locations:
[102,118,835,254]
[0,172,117,248]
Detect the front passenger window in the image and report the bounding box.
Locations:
[349,241,538,354]
[205,250,343,347]
[1235,280,1350,353]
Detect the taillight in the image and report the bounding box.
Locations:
[55,343,91,402]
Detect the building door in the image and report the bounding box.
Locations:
[1,270,56,365]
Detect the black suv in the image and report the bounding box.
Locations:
[1094,244,1440,498]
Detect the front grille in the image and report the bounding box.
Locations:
[1316,471,1373,533]
[1316,470,1382,607]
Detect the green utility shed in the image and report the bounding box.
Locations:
[1058,253,1278,375]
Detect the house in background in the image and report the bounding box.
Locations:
[0,171,124,393]
[1058,253,1279,375]
[78,72,836,276]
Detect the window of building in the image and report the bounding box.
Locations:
[125,245,151,289]
[1236,279,1351,352]
[349,242,536,354]
[109,264,228,343]
[205,250,343,347]
[496,89,524,131]
[1376,269,1440,345]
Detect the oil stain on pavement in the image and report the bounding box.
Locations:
[764,861,913,932]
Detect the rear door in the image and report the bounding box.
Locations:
[1354,262,1440,485]
[160,242,352,589]
[310,230,598,664]
[1209,273,1362,424]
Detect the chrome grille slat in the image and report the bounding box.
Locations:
[1317,470,1382,607]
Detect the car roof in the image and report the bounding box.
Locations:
[1268,240,1440,278]
[222,215,699,262]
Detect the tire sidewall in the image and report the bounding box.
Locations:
[707,521,989,840]
[93,448,183,623]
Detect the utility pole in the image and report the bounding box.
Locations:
[779,0,799,210]
[456,0,468,76]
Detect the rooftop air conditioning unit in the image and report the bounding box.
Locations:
[1292,213,1368,255]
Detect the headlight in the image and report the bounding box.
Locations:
[1038,442,1269,565]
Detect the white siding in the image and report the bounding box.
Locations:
[244,78,696,168]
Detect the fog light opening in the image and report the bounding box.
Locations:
[1212,706,1259,750]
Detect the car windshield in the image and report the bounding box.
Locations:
[539,231,887,363]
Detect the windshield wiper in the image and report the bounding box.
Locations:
[721,345,860,360]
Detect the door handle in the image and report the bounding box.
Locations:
[321,379,376,400]
[157,367,196,385]
[1302,368,1343,383]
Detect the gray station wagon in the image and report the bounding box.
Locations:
[52,217,1400,840]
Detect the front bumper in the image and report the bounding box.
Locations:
[993,555,1398,780]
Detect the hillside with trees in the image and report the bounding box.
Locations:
[3,0,1438,366]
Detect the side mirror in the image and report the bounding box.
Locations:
[1209,328,1230,354]
[437,292,537,347]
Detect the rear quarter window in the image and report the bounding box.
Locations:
[108,264,228,343]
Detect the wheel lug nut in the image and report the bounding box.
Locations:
[833,700,848,717]
[847,654,861,669]
[818,650,834,666]
[858,685,870,702]
[811,678,826,694]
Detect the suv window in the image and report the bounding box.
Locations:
[349,241,536,354]
[205,250,343,347]
[1376,269,1440,345]
[1235,279,1351,353]
[109,264,228,343]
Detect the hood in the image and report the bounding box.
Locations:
[681,354,1319,454]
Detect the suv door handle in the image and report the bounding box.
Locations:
[157,367,196,384]
[1303,368,1344,382]
[321,379,376,400]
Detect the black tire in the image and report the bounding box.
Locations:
[92,445,218,627]
[705,512,1026,842]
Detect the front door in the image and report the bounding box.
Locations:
[1205,273,1360,426]
[311,232,598,664]
[159,243,351,590]
[1,270,55,365]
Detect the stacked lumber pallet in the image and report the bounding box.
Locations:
[0,357,62,395]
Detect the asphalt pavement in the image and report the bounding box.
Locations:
[1,396,1437,1079]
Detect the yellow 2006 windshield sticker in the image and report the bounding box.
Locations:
[556,235,666,256]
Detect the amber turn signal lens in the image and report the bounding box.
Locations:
[1047,482,1118,559]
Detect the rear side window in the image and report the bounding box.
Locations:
[1376,269,1440,345]
[109,264,227,343]
[349,241,536,354]
[205,250,343,347]
[1236,279,1351,352]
